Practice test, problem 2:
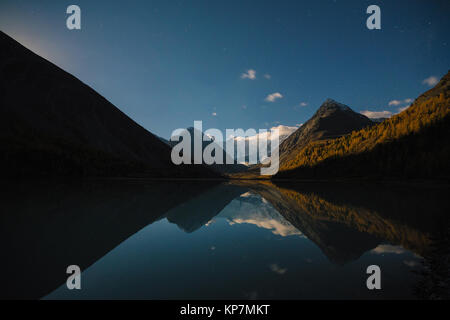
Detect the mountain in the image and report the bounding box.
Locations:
[247,182,380,264]
[371,117,389,123]
[278,99,373,168]
[216,191,302,237]
[0,179,217,299]
[415,72,450,104]
[165,126,248,174]
[0,31,217,178]
[276,71,450,179]
[268,124,299,143]
[164,183,248,233]
[245,181,446,264]
[158,136,171,146]
[230,124,298,164]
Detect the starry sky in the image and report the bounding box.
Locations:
[0,0,449,139]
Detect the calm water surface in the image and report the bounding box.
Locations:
[1,180,447,299]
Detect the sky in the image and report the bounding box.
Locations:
[0,0,449,139]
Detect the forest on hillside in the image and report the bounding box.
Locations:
[276,93,450,179]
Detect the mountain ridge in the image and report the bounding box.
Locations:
[276,71,450,179]
[0,31,217,178]
[278,99,373,169]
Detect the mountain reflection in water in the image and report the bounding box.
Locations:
[1,179,448,299]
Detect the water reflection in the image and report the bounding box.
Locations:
[215,191,303,237]
[247,181,447,263]
[0,179,218,299]
[1,179,448,299]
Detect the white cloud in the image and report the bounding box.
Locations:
[293,102,308,111]
[363,98,413,118]
[264,74,271,79]
[388,100,401,106]
[265,92,283,102]
[212,112,217,116]
[389,98,413,106]
[360,110,392,119]
[230,217,302,237]
[241,69,256,80]
[371,244,405,255]
[269,264,287,275]
[422,76,439,87]
[239,191,253,197]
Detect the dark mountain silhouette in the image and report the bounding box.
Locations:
[276,71,450,179]
[241,180,447,264]
[0,179,217,299]
[0,31,217,178]
[165,183,248,232]
[245,182,380,264]
[157,136,171,146]
[278,99,373,169]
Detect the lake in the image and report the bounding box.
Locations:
[1,179,448,299]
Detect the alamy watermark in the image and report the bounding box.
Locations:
[65,4,381,32]
[170,121,280,175]
[66,265,81,290]
[66,5,81,30]
[366,5,381,30]
[366,265,381,290]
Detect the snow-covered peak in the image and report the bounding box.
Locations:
[231,124,299,142]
